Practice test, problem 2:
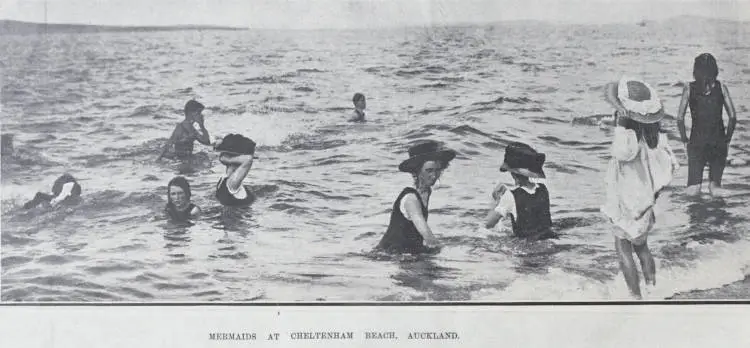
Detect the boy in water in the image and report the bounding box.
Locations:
[349,93,366,122]
[677,53,737,197]
[484,142,555,241]
[157,100,212,161]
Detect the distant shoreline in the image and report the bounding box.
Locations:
[0,20,248,35]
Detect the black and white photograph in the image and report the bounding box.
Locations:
[2,0,750,305]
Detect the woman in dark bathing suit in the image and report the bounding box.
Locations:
[677,53,737,197]
[376,141,456,254]
[165,176,201,221]
[214,134,256,207]
[157,100,212,161]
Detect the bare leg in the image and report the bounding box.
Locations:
[633,241,655,286]
[615,236,641,299]
[685,184,702,197]
[708,181,724,197]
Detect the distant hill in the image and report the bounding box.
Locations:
[0,20,248,35]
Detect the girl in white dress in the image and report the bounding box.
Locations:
[601,77,679,299]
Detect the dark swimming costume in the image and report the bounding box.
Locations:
[376,187,430,254]
[166,203,196,221]
[687,81,727,186]
[215,177,254,207]
[510,184,555,240]
[173,123,196,159]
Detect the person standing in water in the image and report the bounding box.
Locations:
[349,93,366,122]
[157,100,212,161]
[376,141,456,254]
[677,53,737,197]
[165,176,201,221]
[23,173,82,209]
[484,142,555,241]
[601,77,679,299]
[214,134,256,207]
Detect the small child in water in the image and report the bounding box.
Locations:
[165,176,201,221]
[484,142,555,240]
[601,77,679,299]
[23,173,82,209]
[349,93,366,122]
[157,100,212,161]
[677,53,737,197]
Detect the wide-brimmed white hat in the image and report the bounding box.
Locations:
[604,76,666,124]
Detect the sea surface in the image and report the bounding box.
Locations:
[2,18,750,301]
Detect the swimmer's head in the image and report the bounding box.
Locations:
[184,100,205,121]
[167,176,191,211]
[353,93,366,110]
[693,53,719,84]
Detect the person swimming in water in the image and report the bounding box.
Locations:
[484,142,555,241]
[349,93,366,122]
[214,134,256,207]
[22,173,82,210]
[601,77,679,299]
[165,176,201,221]
[676,53,737,197]
[376,140,456,254]
[157,99,212,161]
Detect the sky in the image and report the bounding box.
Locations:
[0,0,748,29]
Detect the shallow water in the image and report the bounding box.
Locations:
[2,18,750,301]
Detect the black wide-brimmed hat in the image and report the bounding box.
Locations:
[214,133,256,155]
[499,142,546,179]
[399,141,456,173]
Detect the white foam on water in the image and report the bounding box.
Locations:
[474,238,750,301]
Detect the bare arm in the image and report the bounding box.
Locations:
[722,83,737,144]
[676,84,690,144]
[484,184,507,229]
[190,205,202,217]
[402,194,441,248]
[184,120,211,146]
[223,154,254,193]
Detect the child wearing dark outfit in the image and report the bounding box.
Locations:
[677,53,737,197]
[484,142,555,241]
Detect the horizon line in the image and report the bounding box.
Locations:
[0,14,745,32]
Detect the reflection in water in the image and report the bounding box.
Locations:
[390,258,468,301]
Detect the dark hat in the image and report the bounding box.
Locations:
[604,76,665,124]
[214,133,256,155]
[398,141,456,173]
[184,100,205,115]
[499,142,546,179]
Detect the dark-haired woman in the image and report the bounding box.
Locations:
[677,53,738,197]
[165,176,201,221]
[601,77,679,299]
[376,141,456,254]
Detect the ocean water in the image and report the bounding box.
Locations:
[2,18,750,301]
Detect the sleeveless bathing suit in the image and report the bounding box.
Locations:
[166,203,196,221]
[687,81,727,186]
[215,177,255,206]
[510,184,555,240]
[377,187,430,254]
